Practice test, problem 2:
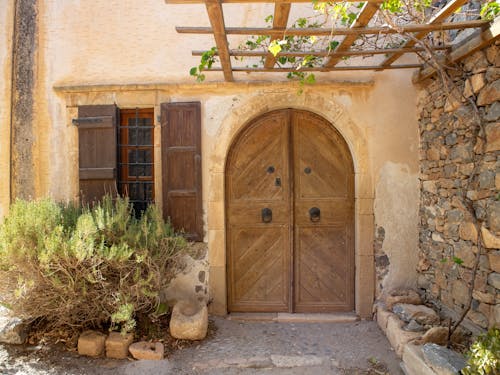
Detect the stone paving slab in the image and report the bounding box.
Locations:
[0,316,403,375]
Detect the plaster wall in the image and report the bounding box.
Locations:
[0,0,14,219]
[6,0,421,315]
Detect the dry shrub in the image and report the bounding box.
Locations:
[0,197,187,336]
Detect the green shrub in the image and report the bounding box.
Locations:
[462,328,500,375]
[0,197,187,336]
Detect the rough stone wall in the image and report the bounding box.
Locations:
[11,0,37,200]
[417,42,500,330]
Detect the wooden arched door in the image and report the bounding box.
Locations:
[226,109,354,313]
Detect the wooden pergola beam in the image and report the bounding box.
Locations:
[414,16,500,82]
[166,0,383,3]
[193,45,450,57]
[207,64,423,72]
[378,0,469,67]
[264,3,291,68]
[205,0,234,81]
[324,1,380,68]
[177,19,488,36]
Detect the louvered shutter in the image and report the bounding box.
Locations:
[75,105,118,205]
[161,102,203,241]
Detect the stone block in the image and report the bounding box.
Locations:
[376,307,395,334]
[417,327,448,346]
[486,66,500,82]
[129,341,164,360]
[208,172,224,202]
[393,304,440,326]
[467,310,488,328]
[452,279,469,306]
[208,265,226,315]
[423,181,437,194]
[486,44,499,65]
[208,229,225,267]
[77,330,106,357]
[472,290,495,304]
[0,306,28,345]
[454,243,476,268]
[485,101,500,122]
[481,226,500,249]
[477,81,500,106]
[458,222,478,243]
[386,290,422,309]
[488,251,500,273]
[207,201,224,230]
[105,332,134,359]
[493,304,500,328]
[488,202,500,234]
[422,343,466,375]
[170,300,208,341]
[402,344,436,375]
[386,315,422,357]
[479,170,495,190]
[487,272,500,290]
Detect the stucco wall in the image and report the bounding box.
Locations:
[3,0,421,315]
[0,0,14,218]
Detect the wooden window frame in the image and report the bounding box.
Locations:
[118,108,155,212]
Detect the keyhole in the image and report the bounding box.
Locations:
[275,177,281,186]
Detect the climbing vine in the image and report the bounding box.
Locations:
[190,0,496,87]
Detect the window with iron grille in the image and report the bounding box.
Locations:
[118,108,154,214]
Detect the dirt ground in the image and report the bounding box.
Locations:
[0,317,403,374]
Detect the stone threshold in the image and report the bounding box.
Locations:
[227,312,360,323]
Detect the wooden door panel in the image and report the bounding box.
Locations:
[228,227,290,311]
[229,112,289,201]
[295,226,350,311]
[294,199,351,226]
[292,110,355,312]
[228,201,289,225]
[227,110,291,312]
[294,111,353,199]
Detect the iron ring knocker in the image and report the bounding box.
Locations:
[309,207,320,222]
[261,208,272,223]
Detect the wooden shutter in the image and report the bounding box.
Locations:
[161,102,203,241]
[75,105,118,205]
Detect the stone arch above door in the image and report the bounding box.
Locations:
[207,91,375,317]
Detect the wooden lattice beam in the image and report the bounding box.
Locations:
[378,0,469,68]
[414,16,500,82]
[264,3,291,68]
[193,45,450,57]
[166,0,383,4]
[205,0,234,81]
[324,2,380,68]
[207,64,423,72]
[176,20,488,36]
